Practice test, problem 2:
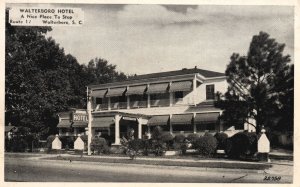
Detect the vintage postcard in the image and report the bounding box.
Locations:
[1,0,298,186]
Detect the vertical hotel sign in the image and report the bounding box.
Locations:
[9,7,84,26]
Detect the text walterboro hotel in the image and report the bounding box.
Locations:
[9,7,84,26]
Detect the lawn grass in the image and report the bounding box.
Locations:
[44,155,272,170]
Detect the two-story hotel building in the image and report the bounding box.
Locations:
[85,67,254,154]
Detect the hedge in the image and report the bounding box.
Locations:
[214,132,228,150]
[90,137,110,154]
[193,135,217,157]
[225,132,257,159]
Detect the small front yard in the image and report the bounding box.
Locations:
[42,154,272,170]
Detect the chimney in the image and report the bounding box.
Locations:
[194,66,197,69]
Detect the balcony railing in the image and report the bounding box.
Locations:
[150,99,170,107]
[130,100,147,108]
[94,103,109,111]
[111,102,127,110]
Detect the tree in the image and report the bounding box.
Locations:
[86,58,127,84]
[215,31,293,133]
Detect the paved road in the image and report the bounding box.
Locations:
[4,154,293,183]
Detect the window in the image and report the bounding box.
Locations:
[196,123,216,131]
[206,84,215,100]
[96,98,102,104]
[174,91,184,99]
[172,124,193,132]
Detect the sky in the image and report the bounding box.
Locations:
[8,4,294,75]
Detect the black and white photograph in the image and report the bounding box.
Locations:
[2,0,296,184]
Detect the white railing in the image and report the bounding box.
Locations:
[130,100,147,108]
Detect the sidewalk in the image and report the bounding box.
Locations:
[269,148,293,160]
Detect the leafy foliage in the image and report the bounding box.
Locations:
[90,137,109,154]
[193,135,217,157]
[214,132,228,150]
[215,31,293,133]
[225,132,257,159]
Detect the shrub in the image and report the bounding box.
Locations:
[187,133,200,143]
[6,136,28,152]
[90,137,109,154]
[151,126,163,140]
[161,132,174,150]
[152,140,167,156]
[174,134,186,143]
[225,132,258,159]
[214,132,228,150]
[194,136,217,157]
[173,142,188,154]
[128,139,144,152]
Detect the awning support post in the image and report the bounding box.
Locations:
[114,114,121,145]
[137,118,142,139]
[193,113,197,133]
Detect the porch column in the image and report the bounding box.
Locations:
[147,84,150,108]
[114,114,121,145]
[108,97,111,110]
[74,128,78,136]
[147,126,151,139]
[87,87,93,155]
[127,95,130,109]
[169,82,173,106]
[193,75,197,106]
[193,113,196,133]
[137,118,142,139]
[169,114,173,134]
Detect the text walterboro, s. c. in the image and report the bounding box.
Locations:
[9,7,84,26]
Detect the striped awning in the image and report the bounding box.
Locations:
[106,87,126,97]
[171,114,193,125]
[90,89,107,98]
[72,121,88,128]
[57,120,72,128]
[148,115,169,126]
[194,112,220,123]
[147,83,169,94]
[126,85,147,95]
[92,117,114,128]
[169,81,192,92]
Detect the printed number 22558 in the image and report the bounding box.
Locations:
[264,176,281,181]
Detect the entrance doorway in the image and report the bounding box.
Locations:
[119,118,138,139]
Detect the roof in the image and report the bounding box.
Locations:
[88,68,225,88]
[128,68,225,81]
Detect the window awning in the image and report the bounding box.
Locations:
[57,120,71,128]
[169,81,192,92]
[147,83,169,94]
[72,121,88,128]
[92,117,114,128]
[90,89,107,98]
[171,114,193,125]
[126,85,147,95]
[194,112,220,123]
[106,87,126,97]
[147,115,169,126]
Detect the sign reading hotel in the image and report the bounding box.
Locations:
[9,7,84,26]
[73,113,88,122]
